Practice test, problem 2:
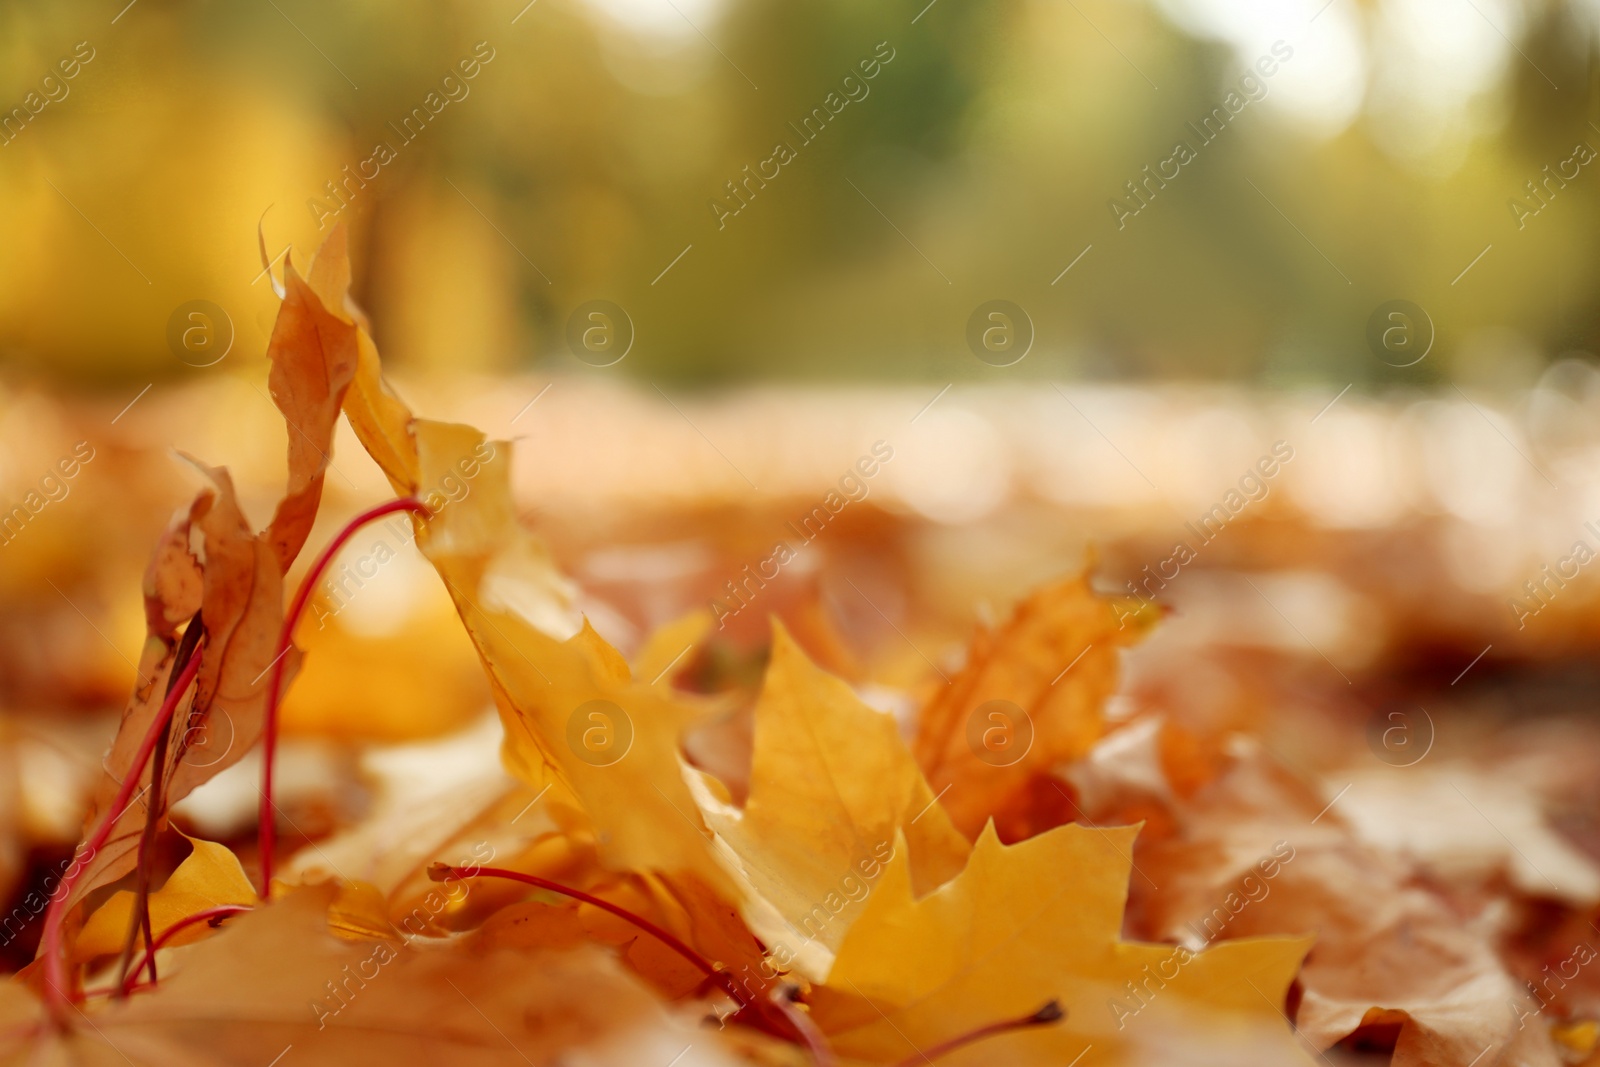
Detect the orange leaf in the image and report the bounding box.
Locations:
[913,571,1156,840]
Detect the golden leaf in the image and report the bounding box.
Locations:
[703,623,969,980]
[812,823,1313,1066]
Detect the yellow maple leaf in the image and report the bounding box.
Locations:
[701,623,969,980]
[342,415,773,992]
[409,420,722,888]
[316,248,776,995]
[812,823,1313,1066]
[311,226,420,496]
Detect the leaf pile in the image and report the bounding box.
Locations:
[2,228,1592,1067]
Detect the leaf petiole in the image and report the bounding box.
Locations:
[118,904,252,996]
[259,497,430,897]
[426,863,726,985]
[887,999,1064,1067]
[428,863,811,1044]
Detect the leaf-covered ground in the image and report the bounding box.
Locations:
[2,229,1599,1067]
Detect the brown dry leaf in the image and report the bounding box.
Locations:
[60,508,209,918]
[1127,752,1564,1067]
[913,572,1156,840]
[165,459,286,799]
[1,885,743,1067]
[701,622,969,980]
[62,464,287,922]
[261,227,360,573]
[276,224,419,498]
[811,822,1314,1067]
[139,519,202,640]
[58,640,181,923]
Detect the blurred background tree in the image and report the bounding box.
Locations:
[0,0,1596,388]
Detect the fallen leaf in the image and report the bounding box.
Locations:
[912,573,1156,840]
[139,518,202,640]
[62,464,287,924]
[165,459,286,801]
[701,622,969,980]
[397,420,728,883]
[261,227,360,573]
[811,821,1314,1066]
[1127,752,1564,1067]
[341,418,770,991]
